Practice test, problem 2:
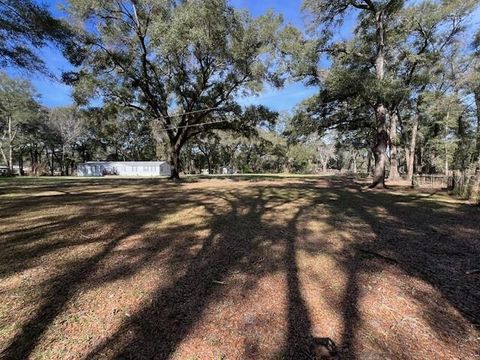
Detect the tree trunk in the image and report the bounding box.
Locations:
[207,156,212,174]
[407,116,418,184]
[70,150,75,176]
[321,162,327,173]
[470,160,480,204]
[367,150,372,174]
[33,147,40,176]
[29,149,34,175]
[169,143,180,180]
[8,116,13,174]
[404,146,410,177]
[475,89,480,161]
[19,151,24,175]
[61,144,66,176]
[352,151,357,174]
[444,141,448,175]
[370,104,389,188]
[470,89,480,204]
[0,146,7,171]
[369,10,388,188]
[389,111,400,180]
[444,111,449,175]
[50,146,55,176]
[417,144,423,171]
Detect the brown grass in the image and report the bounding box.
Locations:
[0,176,479,359]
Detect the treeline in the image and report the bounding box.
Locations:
[3,79,476,180]
[0,79,156,175]
[0,78,369,176]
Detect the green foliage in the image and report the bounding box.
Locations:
[65,0,281,128]
[63,0,286,177]
[0,72,45,172]
[0,72,41,155]
[0,0,76,73]
[79,106,156,162]
[291,0,479,180]
[0,72,38,123]
[302,0,404,41]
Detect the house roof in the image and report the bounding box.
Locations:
[82,161,168,166]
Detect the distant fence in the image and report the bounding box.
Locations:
[413,171,478,200]
[413,174,452,189]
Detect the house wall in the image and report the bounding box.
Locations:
[77,163,108,176]
[77,162,171,177]
[116,164,163,176]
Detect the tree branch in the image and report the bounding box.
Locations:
[349,0,375,11]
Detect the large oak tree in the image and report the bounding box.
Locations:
[64,0,283,179]
[299,0,477,187]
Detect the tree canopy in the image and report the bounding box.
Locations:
[63,0,285,178]
[0,0,76,73]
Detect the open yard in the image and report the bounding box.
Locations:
[0,176,479,359]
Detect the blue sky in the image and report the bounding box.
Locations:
[229,1,315,111]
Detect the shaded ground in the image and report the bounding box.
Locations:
[0,176,479,359]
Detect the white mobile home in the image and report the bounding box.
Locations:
[77,161,171,177]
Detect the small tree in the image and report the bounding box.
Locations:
[305,134,335,173]
[0,72,39,174]
[48,107,85,175]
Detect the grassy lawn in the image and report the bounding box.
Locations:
[0,176,479,359]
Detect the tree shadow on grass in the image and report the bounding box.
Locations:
[321,183,480,358]
[0,181,203,359]
[83,187,321,359]
[1,178,478,359]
